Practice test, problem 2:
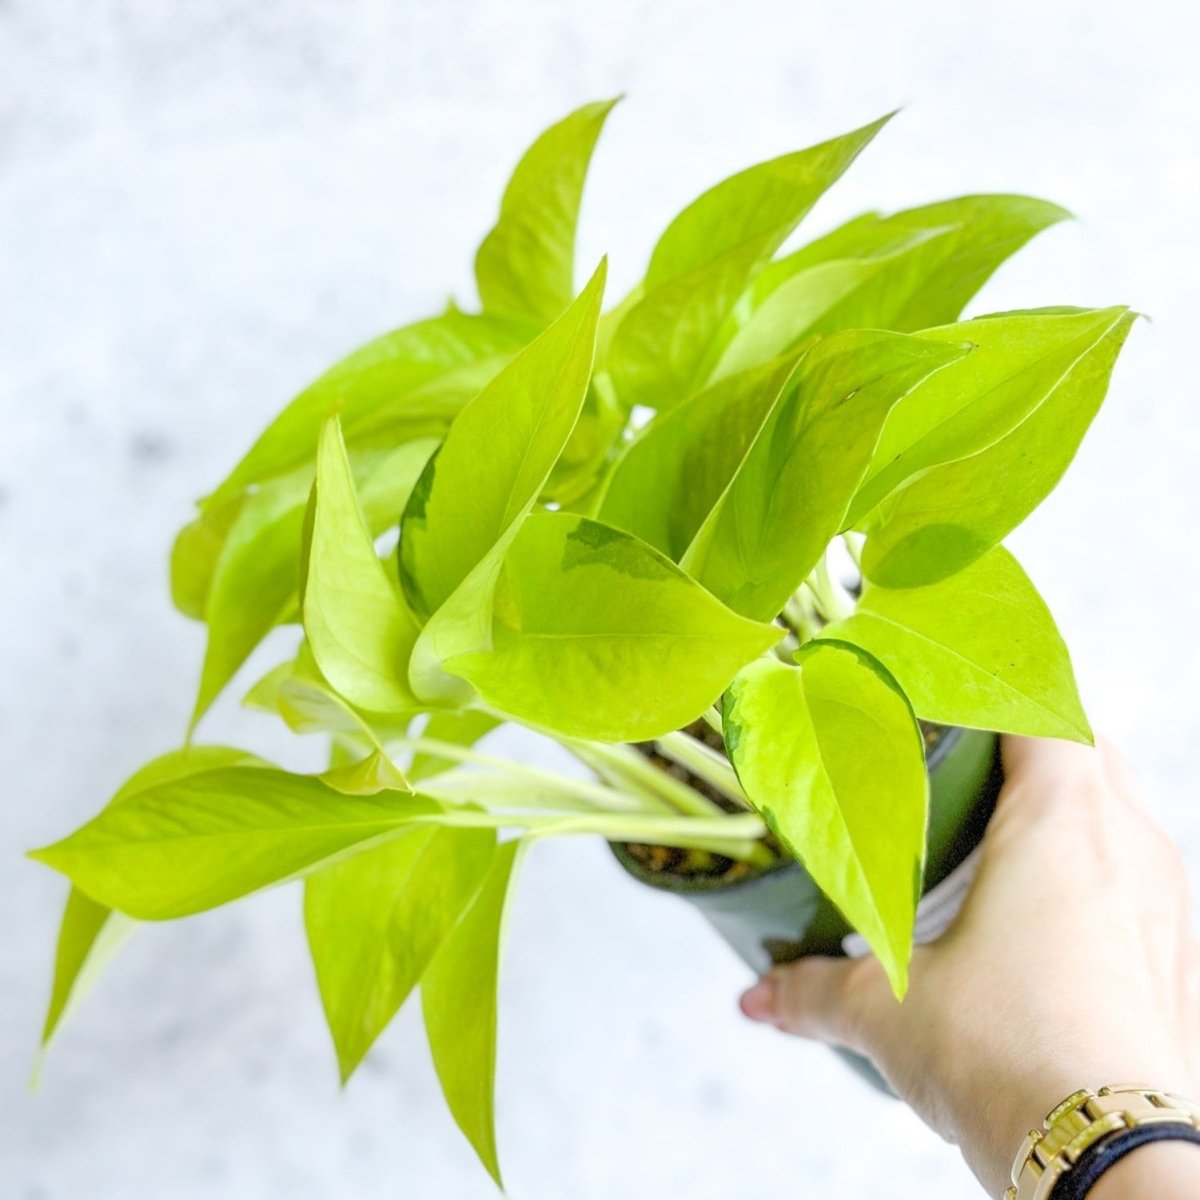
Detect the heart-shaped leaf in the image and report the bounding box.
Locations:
[724,643,927,995]
[306,824,496,1082]
[861,307,1135,585]
[422,839,524,1187]
[476,98,619,324]
[823,545,1090,741]
[446,512,780,741]
[607,114,892,410]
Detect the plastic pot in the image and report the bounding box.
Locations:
[610,725,1004,1092]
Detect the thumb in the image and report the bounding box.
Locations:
[739,955,892,1051]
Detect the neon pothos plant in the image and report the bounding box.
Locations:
[32,99,1132,1185]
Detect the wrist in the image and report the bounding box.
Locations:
[997,1086,1200,1200]
[947,1046,1196,1195]
[1089,1140,1200,1200]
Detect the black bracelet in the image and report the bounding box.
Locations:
[1048,1121,1200,1200]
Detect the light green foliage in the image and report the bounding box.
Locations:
[405,262,606,701]
[860,307,1135,585]
[823,546,1090,741]
[607,113,891,410]
[446,511,781,740]
[682,331,970,620]
[203,310,534,510]
[724,644,927,995]
[320,748,412,795]
[400,262,606,619]
[306,824,496,1082]
[31,768,441,919]
[422,839,523,1187]
[409,710,501,780]
[186,438,435,727]
[41,889,133,1053]
[598,356,800,559]
[476,98,619,323]
[170,493,246,620]
[32,99,1136,1187]
[710,194,1069,379]
[40,745,271,1049]
[849,306,1133,528]
[303,419,424,714]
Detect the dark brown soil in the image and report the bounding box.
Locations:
[620,717,949,883]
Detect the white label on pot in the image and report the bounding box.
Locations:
[840,844,984,960]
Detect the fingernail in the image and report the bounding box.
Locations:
[739,975,777,1022]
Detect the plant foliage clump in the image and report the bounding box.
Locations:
[32,100,1133,1186]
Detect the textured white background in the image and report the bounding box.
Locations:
[3,2,1199,1197]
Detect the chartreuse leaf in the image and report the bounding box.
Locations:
[847,306,1134,529]
[30,768,442,920]
[476,98,619,324]
[445,512,780,741]
[822,545,1090,742]
[401,263,606,618]
[607,113,891,410]
[305,823,496,1082]
[40,745,270,1049]
[40,891,133,1056]
[410,710,501,781]
[203,310,534,510]
[682,331,970,621]
[723,644,927,995]
[189,438,436,728]
[710,194,1069,380]
[303,418,424,715]
[597,356,800,559]
[422,838,524,1187]
[405,263,606,700]
[320,749,411,795]
[245,642,414,754]
[861,308,1136,586]
[170,493,246,620]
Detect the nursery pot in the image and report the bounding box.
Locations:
[610,725,1004,1093]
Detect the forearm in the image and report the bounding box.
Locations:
[1088,1141,1200,1200]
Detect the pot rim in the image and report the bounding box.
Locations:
[609,722,969,897]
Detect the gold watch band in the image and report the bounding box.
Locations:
[1006,1085,1200,1200]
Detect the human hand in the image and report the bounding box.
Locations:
[739,736,1200,1196]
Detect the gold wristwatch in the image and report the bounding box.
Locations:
[1006,1085,1200,1200]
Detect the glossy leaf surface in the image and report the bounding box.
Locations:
[203,311,533,509]
[724,644,927,995]
[422,839,523,1186]
[405,264,606,700]
[597,356,799,559]
[607,114,890,410]
[304,419,423,714]
[823,545,1090,741]
[682,331,969,620]
[861,307,1135,585]
[476,98,618,323]
[40,744,271,1045]
[306,824,495,1082]
[445,512,780,741]
[32,768,441,919]
[711,194,1068,379]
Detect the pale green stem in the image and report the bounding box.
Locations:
[395,736,672,815]
[565,740,727,820]
[654,731,749,809]
[785,585,823,644]
[419,768,655,814]
[809,554,855,622]
[701,705,724,736]
[414,808,770,862]
[842,530,865,570]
